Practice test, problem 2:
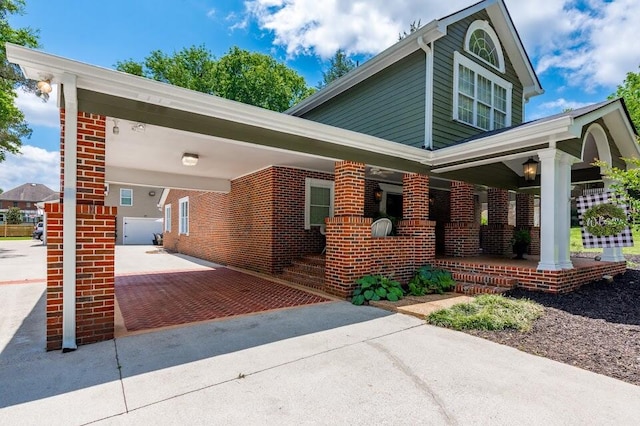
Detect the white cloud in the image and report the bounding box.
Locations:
[15,84,59,128]
[206,8,216,19]
[242,0,640,89]
[0,145,60,193]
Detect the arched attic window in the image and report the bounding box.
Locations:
[464,20,505,73]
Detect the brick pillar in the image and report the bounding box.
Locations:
[516,193,540,255]
[445,181,479,257]
[47,110,116,350]
[325,161,371,297]
[484,188,513,256]
[398,173,436,265]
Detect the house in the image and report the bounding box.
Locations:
[6,0,638,350]
[0,183,56,224]
[104,183,163,245]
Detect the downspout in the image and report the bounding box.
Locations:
[62,73,78,352]
[418,36,434,150]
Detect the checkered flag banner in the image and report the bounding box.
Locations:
[576,192,633,248]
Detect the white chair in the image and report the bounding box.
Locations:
[371,218,393,237]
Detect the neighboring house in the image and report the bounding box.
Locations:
[104,184,163,245]
[0,183,56,224]
[8,0,638,350]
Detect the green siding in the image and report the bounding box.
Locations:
[302,51,426,148]
[432,10,524,149]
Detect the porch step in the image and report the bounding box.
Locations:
[450,271,517,289]
[280,255,325,291]
[454,283,512,296]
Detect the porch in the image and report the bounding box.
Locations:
[281,253,627,295]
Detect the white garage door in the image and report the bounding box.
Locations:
[123,217,163,245]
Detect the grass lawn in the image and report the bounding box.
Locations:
[570,227,640,255]
[0,236,32,241]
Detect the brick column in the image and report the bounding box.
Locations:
[398,173,436,264]
[47,110,116,350]
[325,161,371,297]
[516,193,540,255]
[445,181,479,257]
[484,188,513,256]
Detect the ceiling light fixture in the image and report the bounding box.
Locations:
[522,157,539,182]
[132,123,145,132]
[112,119,120,135]
[182,153,199,166]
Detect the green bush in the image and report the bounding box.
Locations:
[351,275,404,305]
[426,295,544,332]
[408,265,456,296]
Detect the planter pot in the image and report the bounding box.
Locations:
[513,242,529,259]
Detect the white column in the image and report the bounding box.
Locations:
[62,74,78,352]
[537,148,576,271]
[601,178,625,262]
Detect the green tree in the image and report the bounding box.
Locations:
[0,0,40,162]
[609,66,640,132]
[116,45,314,112]
[6,206,22,224]
[398,20,422,41]
[317,49,356,89]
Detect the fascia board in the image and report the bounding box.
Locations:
[285,22,444,116]
[7,44,428,164]
[429,118,574,166]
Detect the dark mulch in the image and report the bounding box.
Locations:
[465,269,640,387]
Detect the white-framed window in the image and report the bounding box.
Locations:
[120,188,133,206]
[164,204,172,232]
[464,20,505,73]
[453,51,512,131]
[179,196,189,235]
[304,178,334,230]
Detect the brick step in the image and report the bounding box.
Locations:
[299,255,326,267]
[290,259,326,275]
[450,271,517,288]
[280,269,325,290]
[454,283,512,296]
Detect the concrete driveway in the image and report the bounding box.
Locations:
[1,279,640,425]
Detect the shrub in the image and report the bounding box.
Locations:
[426,295,544,332]
[408,265,455,296]
[351,275,404,305]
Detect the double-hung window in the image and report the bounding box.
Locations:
[304,178,334,230]
[164,204,172,232]
[179,197,189,235]
[453,51,511,131]
[120,188,133,206]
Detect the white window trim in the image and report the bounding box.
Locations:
[304,178,334,230]
[464,20,505,73]
[452,51,512,131]
[164,204,171,233]
[179,196,189,235]
[378,183,403,214]
[120,188,133,206]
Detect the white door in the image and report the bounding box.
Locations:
[122,217,163,245]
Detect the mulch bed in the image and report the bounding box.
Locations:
[465,266,640,387]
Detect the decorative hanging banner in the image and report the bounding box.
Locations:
[576,192,633,248]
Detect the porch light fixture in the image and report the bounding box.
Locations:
[373,185,383,203]
[112,119,120,135]
[182,153,199,166]
[522,157,539,182]
[36,79,52,101]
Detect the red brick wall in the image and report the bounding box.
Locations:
[45,203,116,350]
[445,181,479,257]
[163,167,333,275]
[334,161,364,216]
[402,173,429,219]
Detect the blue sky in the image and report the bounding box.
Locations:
[2,0,639,191]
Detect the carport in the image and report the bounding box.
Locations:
[7,44,431,351]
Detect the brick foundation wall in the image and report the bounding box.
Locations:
[45,204,116,350]
[433,258,626,294]
[445,181,479,257]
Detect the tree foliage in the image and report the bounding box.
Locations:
[0,0,40,162]
[116,45,314,112]
[6,206,22,224]
[398,20,422,41]
[317,49,356,89]
[609,66,640,133]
